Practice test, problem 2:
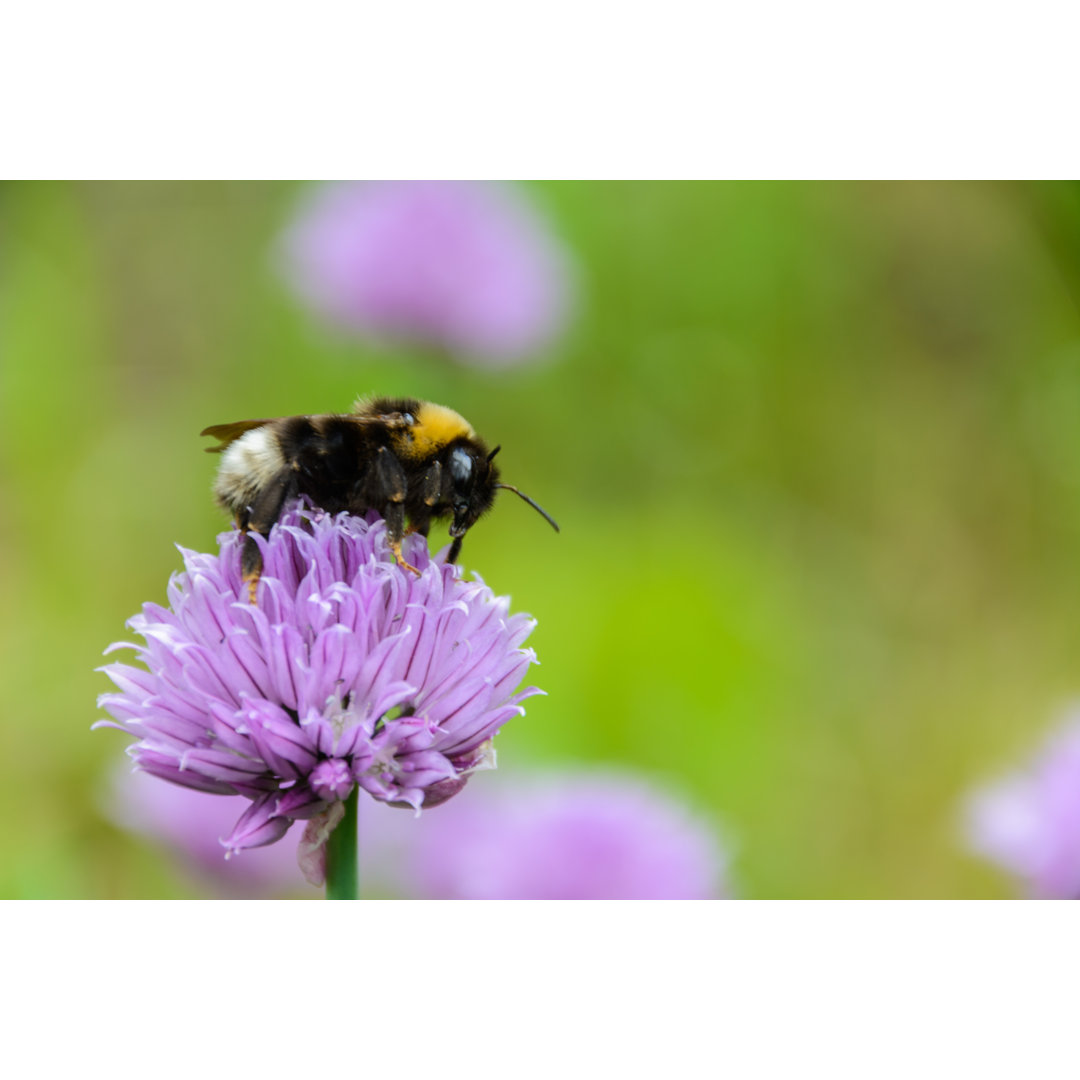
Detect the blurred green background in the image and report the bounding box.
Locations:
[3,180,1080,898]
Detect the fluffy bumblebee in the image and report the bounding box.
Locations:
[202,396,559,600]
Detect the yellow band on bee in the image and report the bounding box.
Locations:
[403,402,475,459]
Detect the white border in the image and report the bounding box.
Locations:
[4,2,1079,178]
[5,902,1074,1076]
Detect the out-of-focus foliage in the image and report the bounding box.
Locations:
[3,181,1080,898]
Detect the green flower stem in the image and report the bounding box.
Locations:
[326,787,359,900]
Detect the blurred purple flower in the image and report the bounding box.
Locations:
[105,764,412,898]
[379,770,729,899]
[964,713,1080,898]
[104,767,311,897]
[279,181,573,366]
[96,506,541,861]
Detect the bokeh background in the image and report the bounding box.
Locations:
[3,180,1080,898]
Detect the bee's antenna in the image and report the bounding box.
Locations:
[487,445,502,462]
[494,484,560,533]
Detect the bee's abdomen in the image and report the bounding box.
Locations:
[214,425,286,514]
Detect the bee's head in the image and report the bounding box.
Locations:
[445,442,560,546]
[446,442,500,538]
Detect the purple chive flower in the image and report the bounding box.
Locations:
[964,713,1080,899]
[280,181,572,366]
[96,506,541,859]
[372,770,729,900]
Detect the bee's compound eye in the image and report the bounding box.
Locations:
[450,447,473,482]
[403,413,415,425]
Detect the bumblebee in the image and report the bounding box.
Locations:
[202,396,558,600]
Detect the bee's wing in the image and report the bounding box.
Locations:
[364,412,413,429]
[351,409,414,429]
[200,419,275,453]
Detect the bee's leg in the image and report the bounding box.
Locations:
[232,507,263,605]
[420,460,443,511]
[375,448,420,575]
[404,461,440,539]
[240,467,298,603]
[447,536,464,564]
[239,531,263,605]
